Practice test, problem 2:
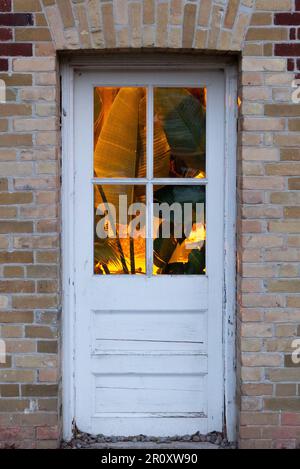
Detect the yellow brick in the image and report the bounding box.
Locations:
[224,0,239,29]
[36,13,48,26]
[243,43,264,56]
[265,162,300,176]
[182,3,196,48]
[0,295,8,308]
[75,3,91,48]
[242,58,286,72]
[129,2,142,48]
[208,5,222,49]
[198,0,212,27]
[45,4,66,49]
[255,0,293,11]
[243,86,270,101]
[232,13,250,49]
[251,13,273,25]
[269,221,300,233]
[170,0,183,26]
[143,0,155,24]
[15,28,51,42]
[193,29,206,48]
[242,118,285,131]
[218,30,232,50]
[56,0,74,28]
[117,28,129,48]
[288,119,300,132]
[168,27,181,48]
[102,3,116,48]
[13,58,56,72]
[0,134,32,147]
[246,28,288,41]
[156,2,169,48]
[14,0,42,12]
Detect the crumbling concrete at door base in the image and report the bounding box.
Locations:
[61,430,236,449]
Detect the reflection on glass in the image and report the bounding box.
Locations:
[94,87,146,178]
[94,185,146,275]
[154,88,206,178]
[153,185,206,275]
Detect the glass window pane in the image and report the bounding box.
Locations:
[94,184,146,275]
[153,185,206,275]
[153,88,206,179]
[94,87,147,178]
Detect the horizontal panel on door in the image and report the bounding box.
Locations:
[88,276,208,310]
[92,310,207,354]
[91,354,208,374]
[94,374,207,414]
[90,416,209,437]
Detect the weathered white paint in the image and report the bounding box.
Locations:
[61,56,237,441]
[224,65,238,442]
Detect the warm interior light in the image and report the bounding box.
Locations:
[237,96,242,108]
[94,87,207,276]
[153,222,206,274]
[185,223,206,250]
[97,235,146,275]
[195,171,206,179]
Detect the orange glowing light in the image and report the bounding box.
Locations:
[195,171,206,179]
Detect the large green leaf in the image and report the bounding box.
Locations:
[154,88,206,177]
[154,185,205,227]
[94,87,143,179]
[137,96,171,178]
[185,248,205,275]
[154,185,205,205]
[153,231,177,269]
[94,239,121,267]
[153,185,206,275]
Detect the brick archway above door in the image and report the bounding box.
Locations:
[41,0,254,51]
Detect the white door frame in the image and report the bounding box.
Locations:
[60,55,237,442]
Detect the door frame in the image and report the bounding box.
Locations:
[60,54,237,442]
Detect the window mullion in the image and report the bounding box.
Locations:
[147,85,154,180]
[146,85,154,276]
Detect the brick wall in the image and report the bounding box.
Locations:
[0,0,299,449]
[0,0,59,449]
[238,0,300,450]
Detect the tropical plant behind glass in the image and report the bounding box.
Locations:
[93,87,206,275]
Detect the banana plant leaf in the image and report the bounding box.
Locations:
[137,96,171,178]
[94,88,148,274]
[153,231,177,269]
[94,239,121,268]
[185,248,205,275]
[94,88,119,151]
[154,240,205,275]
[94,189,129,274]
[154,185,205,226]
[94,87,143,179]
[153,185,206,275]
[154,185,205,205]
[154,88,206,177]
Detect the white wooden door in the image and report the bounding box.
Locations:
[73,68,225,436]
